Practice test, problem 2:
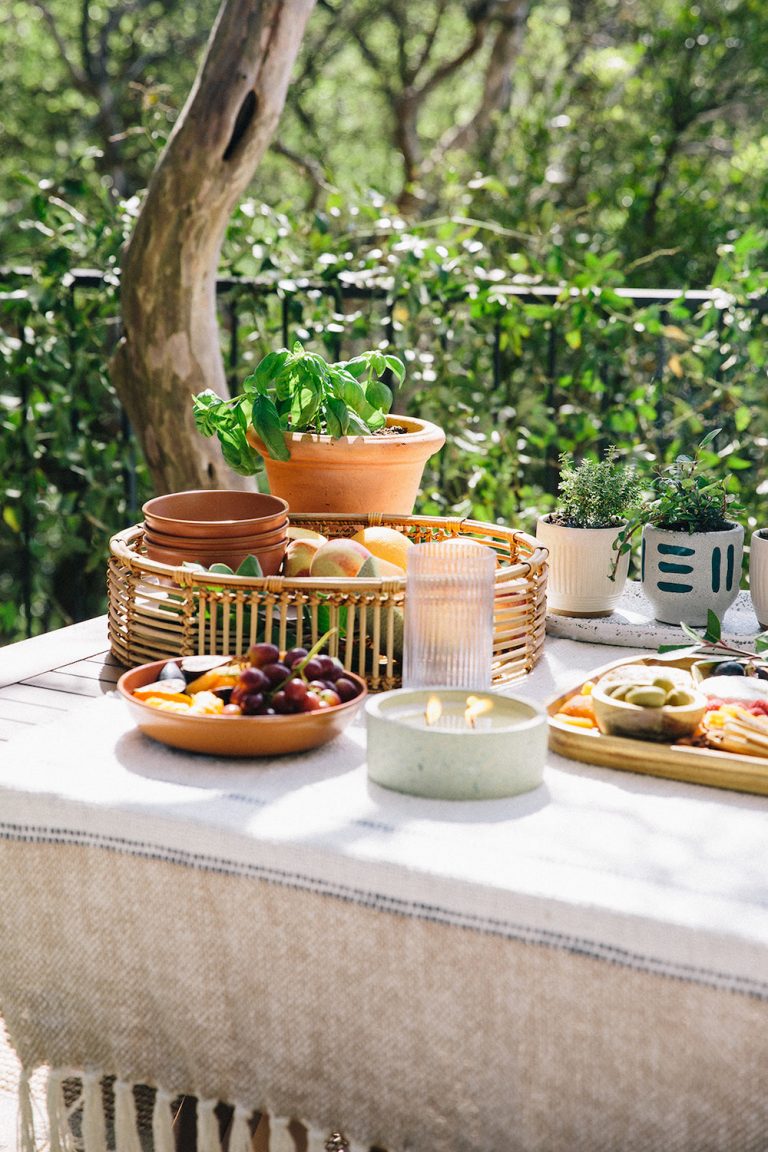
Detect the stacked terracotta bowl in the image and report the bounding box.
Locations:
[142,490,289,574]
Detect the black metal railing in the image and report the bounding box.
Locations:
[2,265,767,642]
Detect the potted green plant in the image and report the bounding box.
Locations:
[536,447,642,617]
[193,343,445,514]
[614,429,743,626]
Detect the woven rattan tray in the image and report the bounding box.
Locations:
[108,513,547,690]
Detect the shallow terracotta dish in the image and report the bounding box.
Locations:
[143,490,289,538]
[143,537,288,574]
[143,521,288,550]
[117,659,367,757]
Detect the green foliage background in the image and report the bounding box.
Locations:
[1,0,767,642]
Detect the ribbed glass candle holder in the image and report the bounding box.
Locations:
[402,539,496,689]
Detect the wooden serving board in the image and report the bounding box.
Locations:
[547,652,768,797]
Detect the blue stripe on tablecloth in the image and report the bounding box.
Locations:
[2,820,767,1002]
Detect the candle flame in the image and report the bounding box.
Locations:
[465,695,493,728]
[425,695,443,726]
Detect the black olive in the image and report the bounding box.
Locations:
[755,666,768,680]
[713,660,746,676]
[213,686,233,705]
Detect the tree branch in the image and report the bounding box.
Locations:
[424,0,528,173]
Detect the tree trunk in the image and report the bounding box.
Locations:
[110,0,315,494]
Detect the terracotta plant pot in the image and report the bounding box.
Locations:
[535,516,629,618]
[641,522,744,626]
[246,415,446,514]
[143,490,289,537]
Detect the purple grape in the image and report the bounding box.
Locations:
[262,662,291,687]
[271,690,294,714]
[334,677,359,702]
[325,657,346,681]
[284,678,309,703]
[240,666,269,692]
[239,692,265,715]
[302,657,324,680]
[314,655,335,678]
[284,647,308,668]
[248,642,280,668]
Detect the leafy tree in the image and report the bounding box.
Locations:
[109,0,315,493]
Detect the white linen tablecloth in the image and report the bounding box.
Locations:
[1,638,767,1151]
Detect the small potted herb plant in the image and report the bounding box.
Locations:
[193,343,445,514]
[536,447,642,617]
[614,429,743,626]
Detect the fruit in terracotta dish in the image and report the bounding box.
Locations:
[132,637,364,717]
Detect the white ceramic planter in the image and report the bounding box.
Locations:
[641,522,744,626]
[535,516,629,617]
[749,529,768,629]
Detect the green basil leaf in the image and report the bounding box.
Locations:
[365,377,393,414]
[251,393,290,461]
[290,367,322,427]
[333,370,376,420]
[364,409,387,431]
[384,354,406,385]
[325,396,348,438]
[345,410,372,434]
[218,426,262,476]
[245,349,290,393]
[340,357,367,378]
[192,390,229,437]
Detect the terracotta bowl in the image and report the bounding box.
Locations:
[117,658,367,757]
[143,520,289,550]
[143,537,288,575]
[143,490,289,538]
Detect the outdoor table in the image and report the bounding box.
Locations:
[0,617,767,1152]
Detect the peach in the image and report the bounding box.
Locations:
[368,555,405,577]
[309,538,375,578]
[283,537,325,577]
[286,526,327,543]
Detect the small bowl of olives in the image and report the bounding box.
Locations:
[592,665,707,743]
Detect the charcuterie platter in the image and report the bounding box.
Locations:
[547,650,768,796]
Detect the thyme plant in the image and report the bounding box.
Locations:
[552,448,642,529]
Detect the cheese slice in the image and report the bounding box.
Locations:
[699,675,768,702]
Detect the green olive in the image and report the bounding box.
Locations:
[624,685,667,708]
[665,689,694,708]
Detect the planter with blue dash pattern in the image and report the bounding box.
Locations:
[641,522,744,626]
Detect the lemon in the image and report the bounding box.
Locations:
[350,526,412,573]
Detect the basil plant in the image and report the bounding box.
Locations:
[193,342,406,474]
